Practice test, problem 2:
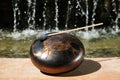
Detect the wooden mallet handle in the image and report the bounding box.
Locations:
[48,23,103,36]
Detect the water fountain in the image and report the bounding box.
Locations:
[11,0,120,35]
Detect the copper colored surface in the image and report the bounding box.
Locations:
[30,33,85,74]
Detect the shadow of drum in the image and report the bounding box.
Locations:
[60,59,101,76]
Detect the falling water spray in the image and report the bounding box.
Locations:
[65,0,71,29]
[92,0,98,24]
[12,0,20,32]
[27,0,36,29]
[43,0,47,30]
[85,0,89,26]
[55,0,59,31]
[112,0,120,33]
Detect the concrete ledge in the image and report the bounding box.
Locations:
[0,57,120,80]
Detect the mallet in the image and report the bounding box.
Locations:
[48,23,103,36]
[37,23,103,39]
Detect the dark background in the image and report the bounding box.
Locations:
[0,0,120,30]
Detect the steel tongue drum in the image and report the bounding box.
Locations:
[30,33,85,75]
[29,23,103,75]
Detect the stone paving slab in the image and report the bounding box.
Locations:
[0,57,120,80]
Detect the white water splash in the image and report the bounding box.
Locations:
[6,29,38,40]
[0,27,119,40]
[77,29,100,40]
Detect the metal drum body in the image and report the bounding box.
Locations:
[30,33,85,74]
